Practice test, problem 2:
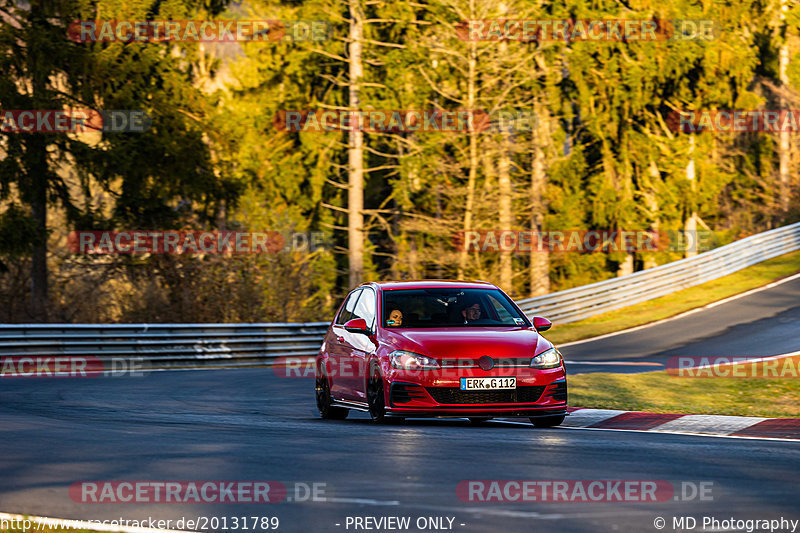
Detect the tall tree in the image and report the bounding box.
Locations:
[0,0,236,321]
[347,0,365,287]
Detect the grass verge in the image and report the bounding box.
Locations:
[545,250,800,345]
[568,355,800,418]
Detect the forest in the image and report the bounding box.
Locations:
[0,0,798,322]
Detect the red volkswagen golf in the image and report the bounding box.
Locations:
[315,280,567,427]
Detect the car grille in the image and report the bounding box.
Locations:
[439,357,532,368]
[426,386,546,405]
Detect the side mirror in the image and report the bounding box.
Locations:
[532,316,552,332]
[344,318,371,335]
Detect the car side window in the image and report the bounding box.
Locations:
[486,293,514,322]
[351,287,376,331]
[335,289,362,325]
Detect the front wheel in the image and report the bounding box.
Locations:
[316,372,348,420]
[367,365,386,423]
[530,415,565,428]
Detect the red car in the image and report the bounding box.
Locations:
[315,280,567,427]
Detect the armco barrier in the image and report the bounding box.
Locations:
[1,222,799,366]
[516,221,800,323]
[0,323,329,368]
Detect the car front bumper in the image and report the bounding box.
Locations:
[384,370,567,417]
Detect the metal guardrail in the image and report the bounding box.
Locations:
[1,223,798,366]
[0,323,329,368]
[517,222,800,323]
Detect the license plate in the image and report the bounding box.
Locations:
[460,377,516,390]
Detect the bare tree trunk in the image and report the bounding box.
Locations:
[494,1,512,292]
[529,101,549,296]
[643,160,660,270]
[30,149,48,321]
[498,134,512,292]
[685,135,698,258]
[29,7,49,320]
[408,236,419,279]
[347,0,364,287]
[618,133,635,276]
[779,0,790,217]
[616,255,634,276]
[458,0,478,279]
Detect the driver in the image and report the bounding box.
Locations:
[386,309,403,327]
[462,303,482,323]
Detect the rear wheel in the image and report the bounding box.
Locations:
[530,415,565,427]
[316,371,348,420]
[367,365,386,423]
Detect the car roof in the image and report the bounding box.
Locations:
[366,280,498,291]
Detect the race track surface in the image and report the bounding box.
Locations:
[559,274,800,373]
[2,276,800,532]
[1,369,798,533]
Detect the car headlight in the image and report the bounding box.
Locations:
[390,350,440,370]
[530,347,562,369]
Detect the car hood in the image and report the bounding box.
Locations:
[382,327,552,360]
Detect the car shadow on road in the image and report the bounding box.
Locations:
[308,415,539,429]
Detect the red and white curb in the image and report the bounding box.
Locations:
[562,408,800,441]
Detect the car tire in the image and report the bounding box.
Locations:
[316,371,348,420]
[367,365,386,423]
[530,415,565,427]
[468,417,492,425]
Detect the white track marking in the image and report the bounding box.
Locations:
[674,350,800,371]
[559,409,625,428]
[557,426,800,442]
[652,415,768,435]
[497,408,800,441]
[326,497,400,506]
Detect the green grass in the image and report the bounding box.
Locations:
[545,250,800,345]
[569,356,800,418]
[544,250,800,418]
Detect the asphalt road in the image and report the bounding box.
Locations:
[1,369,799,533]
[1,277,799,533]
[559,274,800,373]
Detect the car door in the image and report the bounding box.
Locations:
[340,286,377,401]
[328,288,361,399]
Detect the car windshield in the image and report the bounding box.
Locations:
[382,288,530,328]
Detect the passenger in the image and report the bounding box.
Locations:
[462,303,482,323]
[386,309,403,327]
